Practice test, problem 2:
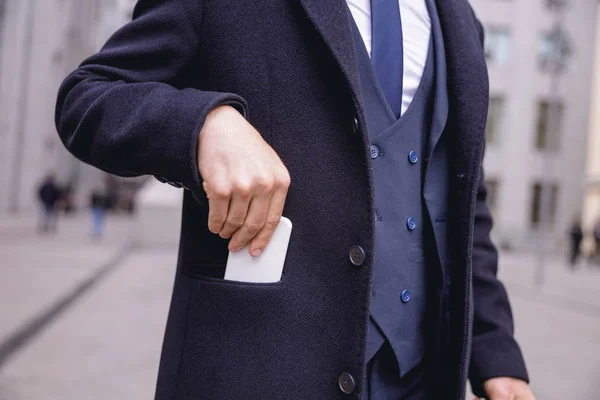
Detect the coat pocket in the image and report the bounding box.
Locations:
[181,263,284,287]
[175,274,289,398]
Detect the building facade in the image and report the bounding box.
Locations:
[1,0,597,244]
[583,1,600,243]
[470,0,597,250]
[0,0,136,215]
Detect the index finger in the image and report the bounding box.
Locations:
[205,182,231,234]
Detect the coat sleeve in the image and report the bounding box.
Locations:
[469,168,529,396]
[55,0,247,202]
[467,9,530,396]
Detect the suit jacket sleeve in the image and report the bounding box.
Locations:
[468,10,530,396]
[54,0,247,202]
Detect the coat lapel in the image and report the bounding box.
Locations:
[434,1,489,396]
[435,0,489,178]
[297,0,363,112]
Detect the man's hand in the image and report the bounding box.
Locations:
[198,105,291,256]
[475,377,535,400]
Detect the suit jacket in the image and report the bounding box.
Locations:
[55,0,529,398]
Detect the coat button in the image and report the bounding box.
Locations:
[407,217,417,231]
[349,246,366,266]
[338,372,356,394]
[401,289,411,303]
[408,150,419,164]
[352,117,359,135]
[369,145,380,159]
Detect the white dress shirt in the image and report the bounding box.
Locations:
[346,0,431,116]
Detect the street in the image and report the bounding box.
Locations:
[0,214,599,400]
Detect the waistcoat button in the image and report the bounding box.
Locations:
[406,217,417,231]
[401,289,412,303]
[370,145,380,159]
[408,150,419,164]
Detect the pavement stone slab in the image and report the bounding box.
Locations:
[1,214,599,399]
[0,250,176,400]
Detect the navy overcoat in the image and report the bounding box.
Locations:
[55,0,529,398]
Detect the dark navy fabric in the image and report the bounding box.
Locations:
[351,0,450,379]
[362,342,430,400]
[54,0,529,398]
[351,19,434,375]
[423,0,450,278]
[371,0,404,118]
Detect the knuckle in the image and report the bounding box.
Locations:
[226,216,245,229]
[211,185,232,199]
[252,237,269,249]
[233,181,252,197]
[275,170,291,188]
[265,217,281,230]
[254,175,274,192]
[209,215,225,227]
[244,221,264,235]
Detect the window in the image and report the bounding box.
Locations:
[535,100,563,151]
[531,183,542,225]
[484,27,510,65]
[486,96,505,145]
[485,179,499,216]
[539,34,556,66]
[530,182,560,226]
[538,30,570,72]
[546,0,569,11]
[549,184,559,224]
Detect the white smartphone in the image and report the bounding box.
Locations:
[224,217,293,283]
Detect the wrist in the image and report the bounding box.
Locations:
[205,104,238,124]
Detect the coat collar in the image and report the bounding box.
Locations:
[297,0,489,174]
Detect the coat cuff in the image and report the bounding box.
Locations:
[154,93,248,205]
[469,333,530,397]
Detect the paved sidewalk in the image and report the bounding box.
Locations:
[0,249,175,400]
[493,253,600,400]
[0,215,598,399]
[0,214,135,363]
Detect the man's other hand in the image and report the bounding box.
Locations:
[475,377,535,400]
[198,105,291,257]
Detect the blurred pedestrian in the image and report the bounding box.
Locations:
[61,184,76,214]
[90,190,107,239]
[568,217,583,267]
[593,218,600,263]
[37,174,61,233]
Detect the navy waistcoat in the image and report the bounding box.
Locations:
[350,0,450,377]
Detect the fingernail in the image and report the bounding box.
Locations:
[251,249,263,257]
[230,247,242,253]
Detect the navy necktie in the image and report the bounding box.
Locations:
[371,0,404,118]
